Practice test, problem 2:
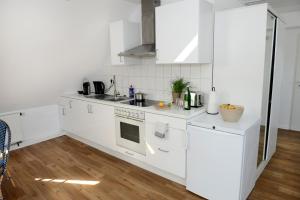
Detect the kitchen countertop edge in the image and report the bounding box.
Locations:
[60,94,206,120]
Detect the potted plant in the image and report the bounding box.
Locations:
[171,78,189,103]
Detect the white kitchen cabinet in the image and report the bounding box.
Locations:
[85,102,116,149]
[59,98,116,150]
[187,126,243,200]
[59,98,76,133]
[187,114,260,200]
[109,20,141,65]
[145,113,187,178]
[155,0,213,64]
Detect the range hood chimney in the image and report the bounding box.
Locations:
[119,0,161,58]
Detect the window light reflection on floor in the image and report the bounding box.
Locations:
[34,178,100,185]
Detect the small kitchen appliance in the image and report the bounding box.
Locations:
[190,92,202,108]
[83,80,91,95]
[134,92,145,102]
[93,81,105,95]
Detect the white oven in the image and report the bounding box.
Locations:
[115,107,146,155]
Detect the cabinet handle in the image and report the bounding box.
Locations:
[62,107,66,116]
[185,131,189,150]
[69,101,72,109]
[89,105,93,114]
[125,151,134,156]
[158,148,169,153]
[87,105,90,113]
[119,55,123,63]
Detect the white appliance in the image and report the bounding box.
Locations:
[186,113,260,200]
[115,107,146,155]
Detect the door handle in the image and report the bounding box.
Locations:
[87,105,90,113]
[125,151,134,156]
[185,131,189,150]
[89,105,93,114]
[158,148,169,153]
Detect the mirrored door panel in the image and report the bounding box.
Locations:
[257,12,276,167]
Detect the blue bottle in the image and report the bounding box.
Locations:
[129,85,135,99]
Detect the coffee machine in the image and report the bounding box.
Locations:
[82,79,91,95]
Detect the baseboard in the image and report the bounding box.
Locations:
[278,124,290,130]
[66,132,186,186]
[11,132,64,151]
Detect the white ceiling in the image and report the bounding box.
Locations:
[240,0,300,12]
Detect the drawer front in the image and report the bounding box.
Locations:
[145,113,186,130]
[146,122,187,149]
[146,143,186,178]
[117,146,146,162]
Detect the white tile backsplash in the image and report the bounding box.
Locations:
[90,63,212,103]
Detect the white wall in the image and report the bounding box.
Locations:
[0,105,61,150]
[0,0,139,113]
[281,11,300,28]
[89,62,212,103]
[278,11,300,129]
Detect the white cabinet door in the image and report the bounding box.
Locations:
[86,103,116,150]
[69,100,89,138]
[109,20,141,65]
[155,0,213,64]
[186,126,244,200]
[59,98,75,133]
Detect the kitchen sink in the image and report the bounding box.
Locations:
[105,96,129,102]
[84,94,129,102]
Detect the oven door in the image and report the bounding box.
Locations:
[115,116,145,155]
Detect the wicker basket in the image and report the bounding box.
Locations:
[219,105,244,122]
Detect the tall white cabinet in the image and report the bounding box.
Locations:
[214,4,285,174]
[155,0,213,64]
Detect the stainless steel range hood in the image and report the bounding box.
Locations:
[118,0,161,58]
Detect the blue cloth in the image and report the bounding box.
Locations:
[0,121,6,152]
[0,120,11,175]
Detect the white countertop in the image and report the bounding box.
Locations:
[61,94,206,120]
[188,113,260,135]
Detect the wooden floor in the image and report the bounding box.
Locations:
[2,129,300,200]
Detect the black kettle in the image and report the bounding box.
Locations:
[93,81,105,95]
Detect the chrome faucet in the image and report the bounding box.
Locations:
[113,75,120,99]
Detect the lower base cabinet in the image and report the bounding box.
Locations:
[186,121,260,200]
[59,97,189,181]
[59,98,116,150]
[145,113,187,178]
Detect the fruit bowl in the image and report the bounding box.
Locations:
[219,104,244,122]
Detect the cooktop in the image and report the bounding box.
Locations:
[120,99,159,107]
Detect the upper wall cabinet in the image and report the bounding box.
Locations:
[109,20,141,65]
[155,0,213,64]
